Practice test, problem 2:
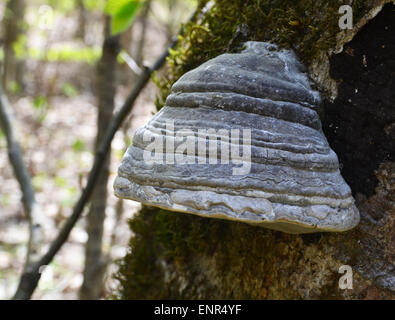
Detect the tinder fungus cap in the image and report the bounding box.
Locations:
[114,41,360,234]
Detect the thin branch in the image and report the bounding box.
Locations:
[0,84,44,269]
[119,51,142,75]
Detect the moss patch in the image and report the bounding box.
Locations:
[154,0,380,110]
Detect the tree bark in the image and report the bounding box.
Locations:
[75,0,86,40]
[135,0,151,67]
[0,83,44,272]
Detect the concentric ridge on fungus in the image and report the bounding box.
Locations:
[114,41,360,234]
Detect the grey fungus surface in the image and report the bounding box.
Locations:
[114,42,360,234]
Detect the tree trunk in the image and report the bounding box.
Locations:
[135,0,151,67]
[75,0,86,41]
[116,0,395,300]
[2,0,25,91]
[80,17,120,300]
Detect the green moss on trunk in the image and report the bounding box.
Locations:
[115,0,395,300]
[154,0,381,109]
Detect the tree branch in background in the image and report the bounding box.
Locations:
[0,84,44,271]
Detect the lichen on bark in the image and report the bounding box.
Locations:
[115,0,395,299]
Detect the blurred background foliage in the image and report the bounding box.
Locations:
[0,0,195,299]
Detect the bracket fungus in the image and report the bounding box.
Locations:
[114,41,360,234]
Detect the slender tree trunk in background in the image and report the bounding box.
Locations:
[135,0,151,67]
[2,0,25,91]
[75,0,86,40]
[79,17,120,300]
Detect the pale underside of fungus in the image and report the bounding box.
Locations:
[114,41,360,234]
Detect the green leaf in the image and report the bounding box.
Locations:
[72,139,86,152]
[104,0,132,15]
[105,0,144,35]
[7,81,21,94]
[54,176,68,188]
[84,0,106,11]
[62,83,79,97]
[33,96,48,109]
